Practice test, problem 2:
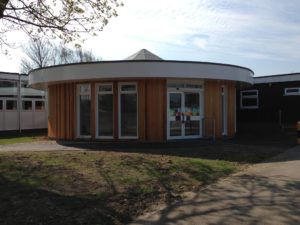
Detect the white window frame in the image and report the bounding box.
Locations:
[284,87,300,96]
[95,83,114,139]
[118,82,138,139]
[76,84,91,138]
[240,90,259,109]
[221,85,228,135]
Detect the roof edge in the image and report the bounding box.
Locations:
[29,59,254,75]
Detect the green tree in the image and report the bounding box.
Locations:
[0,0,122,49]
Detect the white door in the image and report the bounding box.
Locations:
[167,91,202,139]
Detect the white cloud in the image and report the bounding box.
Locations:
[0,0,300,75]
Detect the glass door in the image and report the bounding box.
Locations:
[168,91,202,139]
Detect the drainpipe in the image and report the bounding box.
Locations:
[18,73,21,133]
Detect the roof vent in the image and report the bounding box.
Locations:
[125,49,163,60]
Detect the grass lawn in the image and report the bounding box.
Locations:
[0,132,47,145]
[0,150,240,225]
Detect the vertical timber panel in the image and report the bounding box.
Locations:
[204,80,222,139]
[138,80,146,141]
[47,83,76,140]
[146,78,166,141]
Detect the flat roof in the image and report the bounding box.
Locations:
[0,72,28,81]
[254,73,300,84]
[29,60,254,89]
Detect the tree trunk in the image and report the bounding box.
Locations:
[0,0,9,18]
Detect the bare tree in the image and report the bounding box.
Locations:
[20,38,55,73]
[21,38,100,73]
[0,0,123,50]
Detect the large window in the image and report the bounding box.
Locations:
[35,101,45,111]
[6,100,17,110]
[119,83,138,138]
[22,100,32,111]
[240,90,259,109]
[96,84,114,138]
[77,84,91,137]
[284,87,300,96]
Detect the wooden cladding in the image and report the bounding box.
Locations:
[48,79,167,141]
[48,83,76,140]
[48,78,235,141]
[204,80,236,138]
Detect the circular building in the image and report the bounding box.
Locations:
[29,49,254,141]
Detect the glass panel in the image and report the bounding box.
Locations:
[242,98,258,107]
[185,93,199,116]
[285,88,300,93]
[22,100,32,110]
[35,101,45,111]
[170,121,182,136]
[0,81,17,97]
[169,93,182,137]
[98,85,112,92]
[80,95,91,136]
[185,121,200,136]
[6,100,17,110]
[242,90,258,96]
[0,100,2,110]
[169,93,182,116]
[121,85,136,92]
[185,84,202,89]
[120,93,137,137]
[167,83,184,89]
[80,85,90,93]
[98,94,113,137]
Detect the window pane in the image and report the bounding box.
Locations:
[6,100,17,110]
[80,85,90,93]
[170,121,182,136]
[35,101,45,111]
[242,98,258,107]
[185,121,200,136]
[98,94,113,137]
[185,93,199,116]
[0,100,2,110]
[0,81,17,97]
[80,95,91,136]
[169,93,181,116]
[98,85,112,92]
[22,101,32,110]
[121,85,136,92]
[120,93,137,137]
[242,91,257,96]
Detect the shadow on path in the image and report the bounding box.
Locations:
[132,174,300,225]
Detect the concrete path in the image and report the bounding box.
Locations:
[0,141,81,151]
[131,146,300,225]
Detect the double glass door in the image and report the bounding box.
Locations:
[168,91,202,139]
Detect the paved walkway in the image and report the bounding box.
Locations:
[0,141,81,151]
[131,146,300,225]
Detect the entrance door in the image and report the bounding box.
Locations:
[168,91,202,139]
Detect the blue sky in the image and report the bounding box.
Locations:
[1,0,300,76]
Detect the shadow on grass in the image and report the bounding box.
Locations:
[57,136,295,164]
[0,172,151,225]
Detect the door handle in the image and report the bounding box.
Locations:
[181,113,185,124]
